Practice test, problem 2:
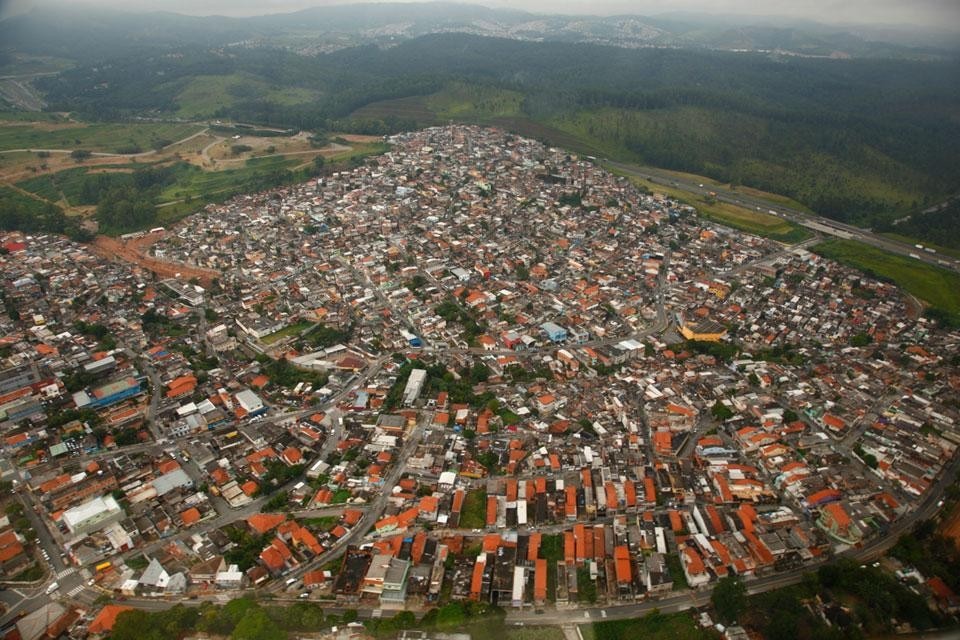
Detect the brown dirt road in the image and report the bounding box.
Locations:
[91,232,219,288]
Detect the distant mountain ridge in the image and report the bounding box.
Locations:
[1,1,956,62]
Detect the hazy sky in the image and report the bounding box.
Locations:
[2,0,959,29]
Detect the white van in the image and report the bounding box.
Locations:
[45,582,59,595]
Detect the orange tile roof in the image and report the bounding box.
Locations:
[303,570,326,586]
[534,558,547,600]
[823,502,852,527]
[564,531,575,564]
[247,513,286,534]
[158,459,180,475]
[88,605,134,634]
[210,468,230,485]
[38,473,71,494]
[486,495,498,526]
[683,546,707,575]
[482,534,501,554]
[181,507,201,526]
[469,558,486,601]
[0,539,24,563]
[614,545,632,584]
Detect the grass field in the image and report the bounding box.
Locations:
[0,184,60,212]
[459,488,488,529]
[424,83,525,121]
[504,627,565,640]
[579,611,711,640]
[813,238,960,326]
[157,157,300,202]
[0,121,202,153]
[262,321,313,345]
[15,165,142,206]
[172,74,319,118]
[881,232,960,260]
[351,94,437,124]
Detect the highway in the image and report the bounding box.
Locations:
[605,160,960,274]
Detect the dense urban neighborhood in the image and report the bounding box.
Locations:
[0,125,959,640]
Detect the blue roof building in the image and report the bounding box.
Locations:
[540,322,567,343]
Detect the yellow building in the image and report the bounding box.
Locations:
[679,319,728,342]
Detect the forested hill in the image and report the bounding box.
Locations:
[31,32,960,227]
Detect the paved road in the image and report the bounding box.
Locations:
[606,160,960,274]
[265,408,432,592]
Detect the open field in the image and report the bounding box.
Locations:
[0,121,203,153]
[158,157,300,202]
[262,321,313,345]
[813,238,960,326]
[351,94,437,124]
[424,83,525,121]
[151,140,388,228]
[0,184,59,212]
[204,131,316,164]
[171,73,319,118]
[503,627,565,640]
[881,232,960,260]
[459,489,487,530]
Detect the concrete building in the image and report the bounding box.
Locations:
[403,369,427,407]
[236,389,266,417]
[62,495,124,535]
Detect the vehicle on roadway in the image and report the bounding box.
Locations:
[45,582,59,595]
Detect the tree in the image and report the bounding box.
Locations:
[712,576,747,624]
[711,400,733,421]
[231,607,285,640]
